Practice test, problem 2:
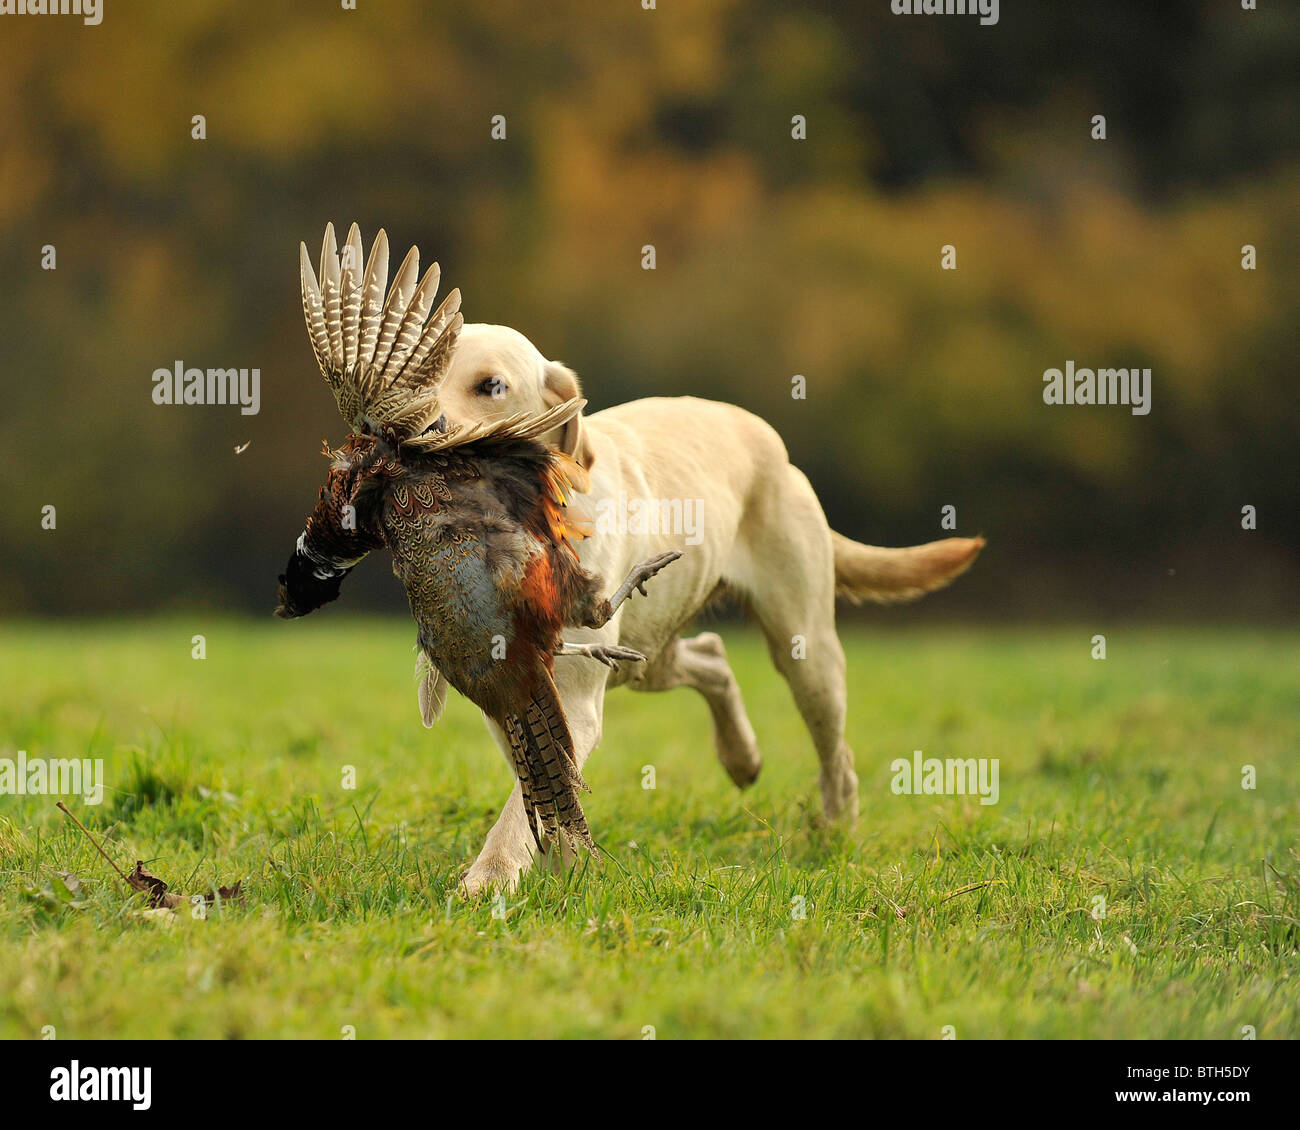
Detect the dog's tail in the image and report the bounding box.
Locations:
[831,533,984,604]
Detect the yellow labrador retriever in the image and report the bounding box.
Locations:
[434,323,983,893]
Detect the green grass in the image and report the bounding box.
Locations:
[0,618,1296,1039]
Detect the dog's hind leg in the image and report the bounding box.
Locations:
[736,465,859,823]
[630,633,762,788]
[759,620,858,823]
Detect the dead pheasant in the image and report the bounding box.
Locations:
[275,223,679,852]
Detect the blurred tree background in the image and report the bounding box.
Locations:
[1,0,1296,620]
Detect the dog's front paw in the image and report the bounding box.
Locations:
[459,854,526,898]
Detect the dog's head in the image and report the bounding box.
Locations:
[434,323,592,476]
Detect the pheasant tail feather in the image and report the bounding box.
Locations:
[502,674,594,852]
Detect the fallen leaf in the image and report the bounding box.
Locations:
[137,906,177,927]
[54,870,84,901]
[127,860,245,910]
[23,871,89,912]
[55,805,246,914]
[127,860,173,906]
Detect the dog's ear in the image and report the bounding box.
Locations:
[542,360,594,478]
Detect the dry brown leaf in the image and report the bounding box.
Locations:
[127,860,244,910]
[56,806,245,914]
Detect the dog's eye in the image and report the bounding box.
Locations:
[477,377,507,397]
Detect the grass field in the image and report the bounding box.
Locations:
[0,618,1296,1040]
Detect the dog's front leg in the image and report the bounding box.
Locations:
[460,776,539,896]
[461,661,609,895]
